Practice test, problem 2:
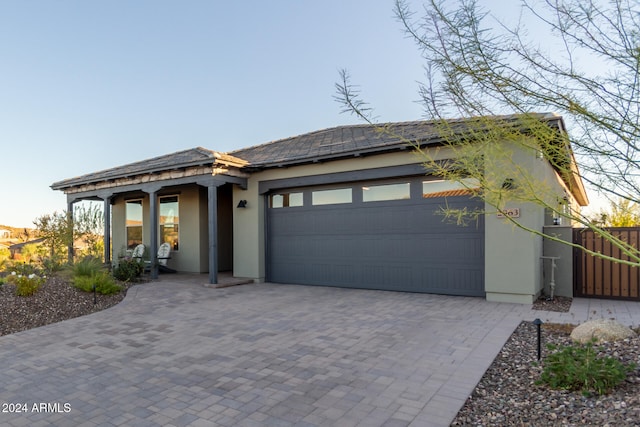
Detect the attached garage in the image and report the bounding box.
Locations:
[266,176,485,296]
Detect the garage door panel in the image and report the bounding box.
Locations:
[268,193,484,296]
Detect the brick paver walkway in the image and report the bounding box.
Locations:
[1,279,639,427]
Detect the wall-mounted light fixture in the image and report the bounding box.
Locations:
[502,178,515,190]
[237,200,247,208]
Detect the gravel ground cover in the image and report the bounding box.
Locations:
[2,279,639,425]
[0,275,129,337]
[452,316,640,426]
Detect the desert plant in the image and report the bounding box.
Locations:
[73,271,122,295]
[112,258,144,282]
[6,271,46,296]
[537,340,635,396]
[71,256,104,278]
[40,255,66,274]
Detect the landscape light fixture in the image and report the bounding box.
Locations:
[533,318,543,360]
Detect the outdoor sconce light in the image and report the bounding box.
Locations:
[501,178,515,190]
[237,200,247,208]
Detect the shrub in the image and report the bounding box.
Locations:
[72,256,104,277]
[40,255,66,274]
[7,272,46,296]
[537,340,635,396]
[112,258,143,282]
[73,271,122,295]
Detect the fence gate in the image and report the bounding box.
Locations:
[573,228,640,300]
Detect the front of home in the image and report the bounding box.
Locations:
[51,114,588,304]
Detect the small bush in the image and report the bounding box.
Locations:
[73,271,122,295]
[537,340,635,396]
[72,256,104,277]
[11,263,41,277]
[7,272,46,296]
[41,256,66,274]
[112,258,143,282]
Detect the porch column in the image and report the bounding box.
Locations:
[103,196,111,265]
[67,199,75,264]
[149,190,159,279]
[208,185,218,284]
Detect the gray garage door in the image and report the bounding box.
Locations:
[267,180,485,296]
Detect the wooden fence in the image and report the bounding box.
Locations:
[573,228,640,300]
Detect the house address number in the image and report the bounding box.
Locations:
[497,208,521,218]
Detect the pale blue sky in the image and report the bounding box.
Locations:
[1,0,590,227]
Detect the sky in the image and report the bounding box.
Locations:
[0,0,597,228]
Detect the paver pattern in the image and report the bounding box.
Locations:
[1,278,639,427]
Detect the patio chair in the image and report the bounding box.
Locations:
[144,242,176,274]
[157,242,176,273]
[131,244,146,263]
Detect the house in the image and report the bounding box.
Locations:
[0,229,10,239]
[51,114,588,304]
[8,238,46,261]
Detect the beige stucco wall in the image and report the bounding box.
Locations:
[111,185,207,273]
[542,226,573,298]
[482,140,581,303]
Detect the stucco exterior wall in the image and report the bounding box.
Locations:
[173,185,202,273]
[111,185,207,273]
[483,140,581,303]
[542,226,573,298]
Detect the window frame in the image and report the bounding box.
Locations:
[125,199,144,250]
[159,195,180,251]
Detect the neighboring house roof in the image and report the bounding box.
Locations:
[423,189,477,199]
[8,238,45,252]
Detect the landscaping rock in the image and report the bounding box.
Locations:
[570,318,637,343]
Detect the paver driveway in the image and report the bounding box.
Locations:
[0,280,567,426]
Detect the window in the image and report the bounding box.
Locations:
[363,183,410,202]
[270,192,304,208]
[422,178,479,198]
[126,199,143,249]
[160,195,179,250]
[312,188,352,205]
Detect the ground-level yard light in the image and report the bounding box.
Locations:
[92,284,97,305]
[533,318,543,360]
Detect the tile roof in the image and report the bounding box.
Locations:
[51,147,246,190]
[422,189,477,198]
[229,114,562,169]
[229,120,445,168]
[51,114,565,190]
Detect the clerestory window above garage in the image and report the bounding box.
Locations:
[270,192,304,208]
[362,182,410,202]
[311,188,353,205]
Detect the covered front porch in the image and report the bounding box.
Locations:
[51,148,249,285]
